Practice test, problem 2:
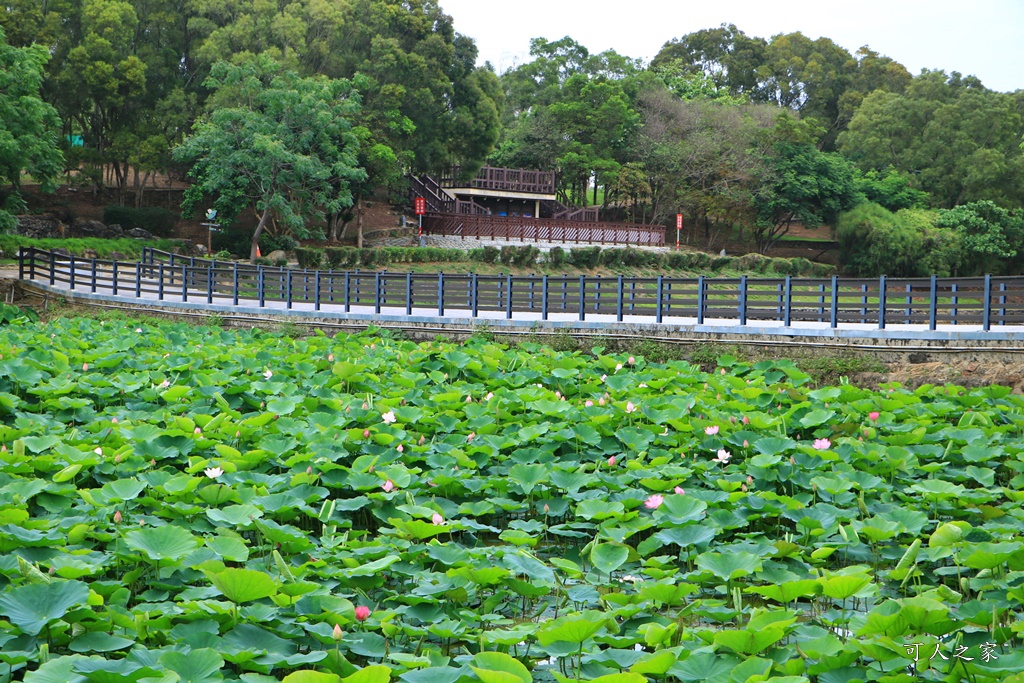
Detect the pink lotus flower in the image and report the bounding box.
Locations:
[354,606,371,621]
[418,435,425,445]
[625,402,636,413]
[333,623,343,641]
[396,444,404,452]
[747,475,754,485]
[382,480,394,492]
[813,438,831,450]
[598,397,605,406]
[742,415,749,425]
[159,380,170,389]
[644,494,664,509]
[431,512,444,525]
[467,432,475,442]
[585,400,594,407]
[608,455,616,466]
[113,510,122,524]
[485,392,494,400]
[628,356,635,365]
[714,449,731,464]
[194,427,202,434]
[381,411,396,424]
[742,440,749,448]
[705,425,719,435]
[868,411,880,421]
[543,503,550,513]
[465,395,472,403]
[363,429,370,438]
[82,363,89,372]
[263,370,273,379]
[674,486,685,495]
[328,354,335,362]
[111,417,118,424]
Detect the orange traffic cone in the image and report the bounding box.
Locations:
[256,246,262,258]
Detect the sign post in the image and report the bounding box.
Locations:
[414,197,426,246]
[675,213,683,251]
[201,208,221,256]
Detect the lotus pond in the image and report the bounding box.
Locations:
[0,317,1023,683]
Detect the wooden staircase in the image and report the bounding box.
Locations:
[409,174,453,213]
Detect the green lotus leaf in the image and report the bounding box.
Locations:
[159,649,225,683]
[206,567,278,603]
[0,579,89,635]
[590,543,629,575]
[124,524,200,562]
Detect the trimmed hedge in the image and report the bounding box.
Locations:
[293,245,833,276]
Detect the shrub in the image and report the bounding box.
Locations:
[547,247,565,267]
[569,246,601,269]
[295,248,324,269]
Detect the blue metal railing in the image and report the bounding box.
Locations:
[17,247,1024,330]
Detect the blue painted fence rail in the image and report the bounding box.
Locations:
[17,247,1024,330]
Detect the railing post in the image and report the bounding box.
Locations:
[157,263,164,300]
[878,275,886,329]
[905,283,912,324]
[696,276,705,324]
[929,275,937,331]
[656,275,664,323]
[28,248,35,280]
[983,274,992,331]
[91,258,97,293]
[344,272,351,313]
[579,275,586,322]
[374,272,381,314]
[783,276,792,327]
[861,284,868,324]
[471,273,478,317]
[738,276,747,325]
[594,277,600,313]
[529,274,535,311]
[207,265,214,304]
[111,260,118,295]
[542,275,549,320]
[49,251,55,286]
[286,269,293,309]
[135,262,141,298]
[181,264,188,302]
[1000,281,1007,326]
[951,283,958,324]
[230,263,238,305]
[830,275,838,328]
[437,272,445,316]
[616,275,624,322]
[506,275,513,319]
[315,271,321,311]
[69,256,76,290]
[17,247,25,280]
[406,273,413,315]
[258,267,265,307]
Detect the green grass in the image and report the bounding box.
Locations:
[0,235,179,262]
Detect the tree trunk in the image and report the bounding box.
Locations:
[355,199,364,249]
[133,167,141,208]
[250,206,273,262]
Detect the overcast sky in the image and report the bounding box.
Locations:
[439,0,1023,93]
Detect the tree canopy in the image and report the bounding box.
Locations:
[173,57,365,261]
[0,26,64,231]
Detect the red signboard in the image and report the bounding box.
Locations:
[676,213,683,229]
[414,197,426,215]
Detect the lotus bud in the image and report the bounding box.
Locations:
[608,455,616,466]
[741,483,748,492]
[194,427,201,434]
[743,440,749,448]
[111,417,118,424]
[368,465,374,473]
[328,354,334,362]
[113,510,123,524]
[115,454,122,463]
[628,356,635,365]
[345,406,351,413]
[730,416,736,423]
[306,466,313,475]
[355,606,371,621]
[397,444,404,452]
[333,623,343,641]
[362,402,368,410]
[82,363,89,371]
[235,431,241,438]
[543,503,550,513]
[467,432,475,442]
[94,447,102,455]
[418,435,425,445]
[363,429,370,438]
[742,415,749,425]
[260,401,265,409]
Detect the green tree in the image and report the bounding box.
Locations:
[853,166,928,212]
[936,200,1024,275]
[753,127,861,253]
[651,24,767,98]
[836,203,959,277]
[0,26,64,231]
[173,56,366,261]
[840,71,1024,208]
